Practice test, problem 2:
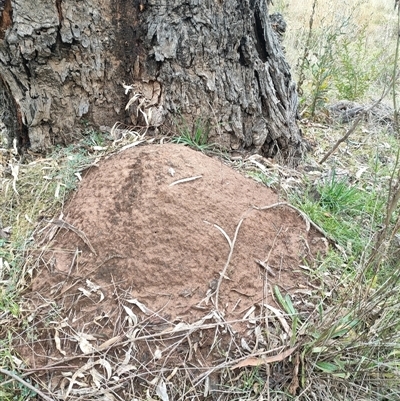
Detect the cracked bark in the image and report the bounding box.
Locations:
[0,0,305,163]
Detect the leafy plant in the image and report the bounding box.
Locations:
[295,4,353,118]
[333,30,381,101]
[306,34,338,118]
[292,0,392,118]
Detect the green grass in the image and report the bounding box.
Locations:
[0,372,38,401]
[172,118,215,151]
[0,333,38,401]
[245,170,279,188]
[316,172,364,214]
[290,171,382,259]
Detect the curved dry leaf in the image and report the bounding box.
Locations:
[231,346,298,369]
[171,322,191,332]
[74,333,96,354]
[356,166,368,179]
[98,359,113,379]
[154,347,162,360]
[243,305,256,321]
[156,379,169,401]
[97,335,123,351]
[78,338,96,354]
[64,359,113,399]
[263,304,291,334]
[123,305,138,326]
[54,329,66,356]
[10,163,19,195]
[65,361,95,399]
[55,182,63,198]
[126,327,141,340]
[165,366,178,382]
[115,364,137,376]
[254,326,263,344]
[126,298,152,314]
[123,345,133,365]
[78,287,92,298]
[125,93,141,110]
[90,367,103,388]
[241,338,252,352]
[86,279,100,291]
[204,376,210,397]
[11,355,23,368]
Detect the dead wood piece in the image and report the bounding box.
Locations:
[0,368,55,401]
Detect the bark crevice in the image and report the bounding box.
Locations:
[0,0,305,163]
[253,9,268,62]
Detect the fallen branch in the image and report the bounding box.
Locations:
[319,84,393,164]
[318,111,365,164]
[0,368,55,401]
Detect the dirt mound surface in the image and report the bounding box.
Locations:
[24,144,325,399]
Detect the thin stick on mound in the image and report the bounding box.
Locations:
[212,201,327,312]
[49,218,97,255]
[169,175,203,186]
[213,219,244,311]
[253,202,329,239]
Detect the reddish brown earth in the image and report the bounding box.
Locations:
[23,144,325,397]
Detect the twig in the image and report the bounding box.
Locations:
[49,219,97,255]
[169,175,203,186]
[253,202,330,239]
[319,86,393,164]
[213,219,244,311]
[256,260,276,277]
[318,111,365,164]
[87,253,125,276]
[297,0,317,96]
[0,368,55,401]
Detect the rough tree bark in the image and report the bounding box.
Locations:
[0,0,305,162]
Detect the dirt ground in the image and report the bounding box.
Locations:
[23,143,326,398]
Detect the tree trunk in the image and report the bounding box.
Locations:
[0,0,305,163]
